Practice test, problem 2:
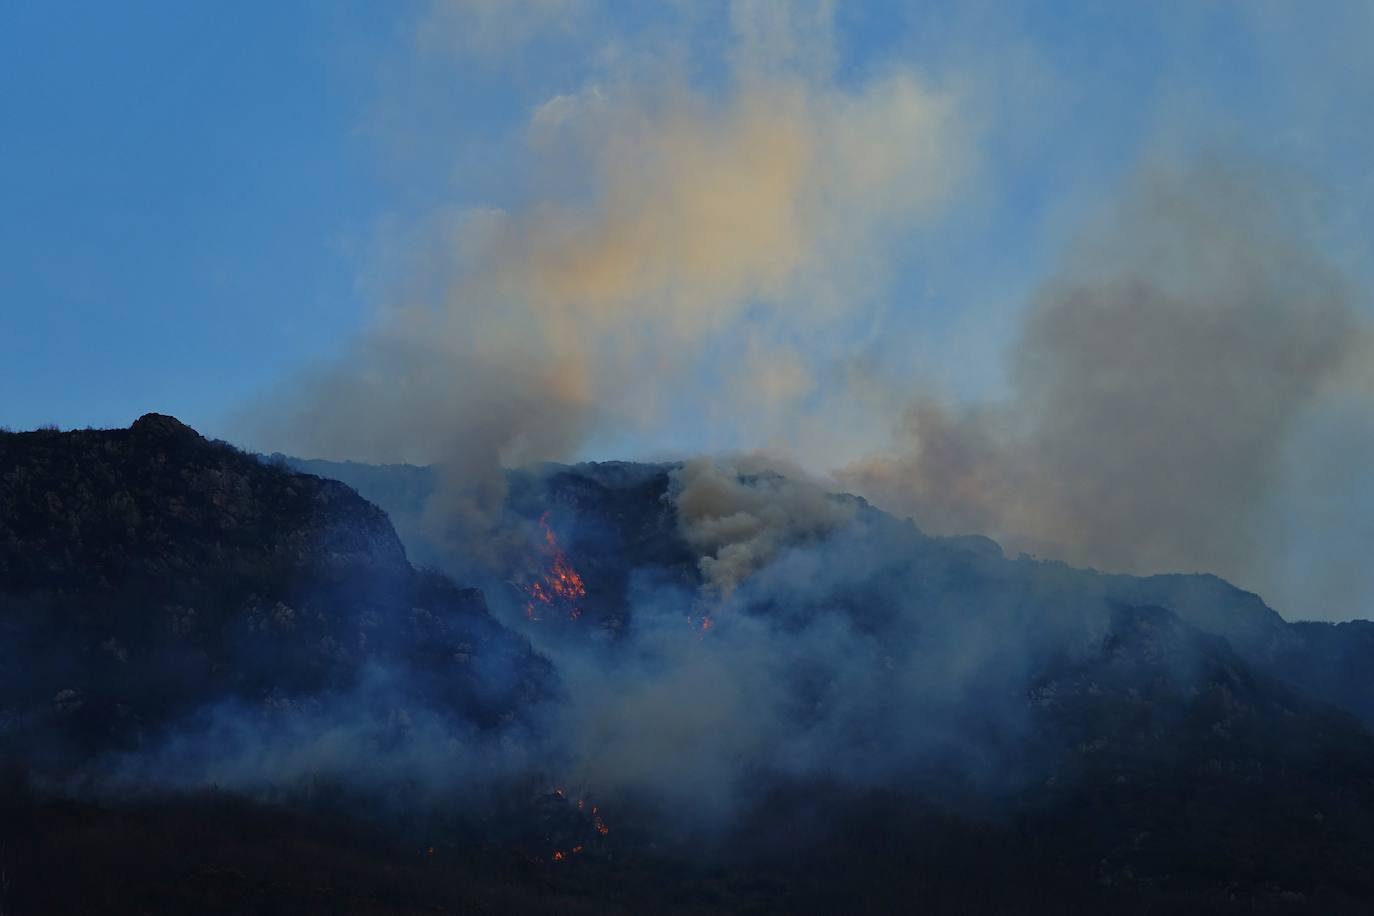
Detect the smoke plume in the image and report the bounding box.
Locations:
[672,455,857,593]
[845,162,1373,617]
[247,3,965,570]
[241,2,1374,615]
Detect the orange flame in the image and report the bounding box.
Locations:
[545,788,611,860]
[592,805,610,836]
[524,514,587,621]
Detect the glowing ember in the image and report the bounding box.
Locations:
[544,787,612,861]
[523,513,587,621]
[686,607,716,637]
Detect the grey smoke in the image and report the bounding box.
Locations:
[238,3,964,576]
[846,162,1373,618]
[672,455,857,593]
[249,319,593,574]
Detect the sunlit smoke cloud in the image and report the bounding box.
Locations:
[248,1,966,569]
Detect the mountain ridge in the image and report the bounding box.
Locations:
[5,416,1374,912]
[0,415,552,768]
[286,451,1374,728]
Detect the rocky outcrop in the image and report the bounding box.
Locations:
[0,416,551,765]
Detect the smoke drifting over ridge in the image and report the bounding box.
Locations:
[845,163,1374,617]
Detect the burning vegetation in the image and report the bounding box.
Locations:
[544,787,610,863]
[518,509,717,640]
[523,513,587,622]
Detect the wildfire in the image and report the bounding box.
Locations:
[523,513,587,622]
[552,845,587,862]
[545,787,611,862]
[686,604,716,637]
[592,805,610,836]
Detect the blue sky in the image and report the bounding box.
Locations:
[2,1,388,430]
[8,1,1368,440]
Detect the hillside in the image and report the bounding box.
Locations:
[2,419,1374,912]
[0,415,552,770]
[293,454,1374,728]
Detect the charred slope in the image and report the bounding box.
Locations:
[0,415,551,767]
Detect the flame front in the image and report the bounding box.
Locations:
[524,513,587,621]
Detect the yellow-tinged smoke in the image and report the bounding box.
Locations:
[252,2,966,565]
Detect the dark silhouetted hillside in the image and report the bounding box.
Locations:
[0,415,551,767]
[4,421,1374,913]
